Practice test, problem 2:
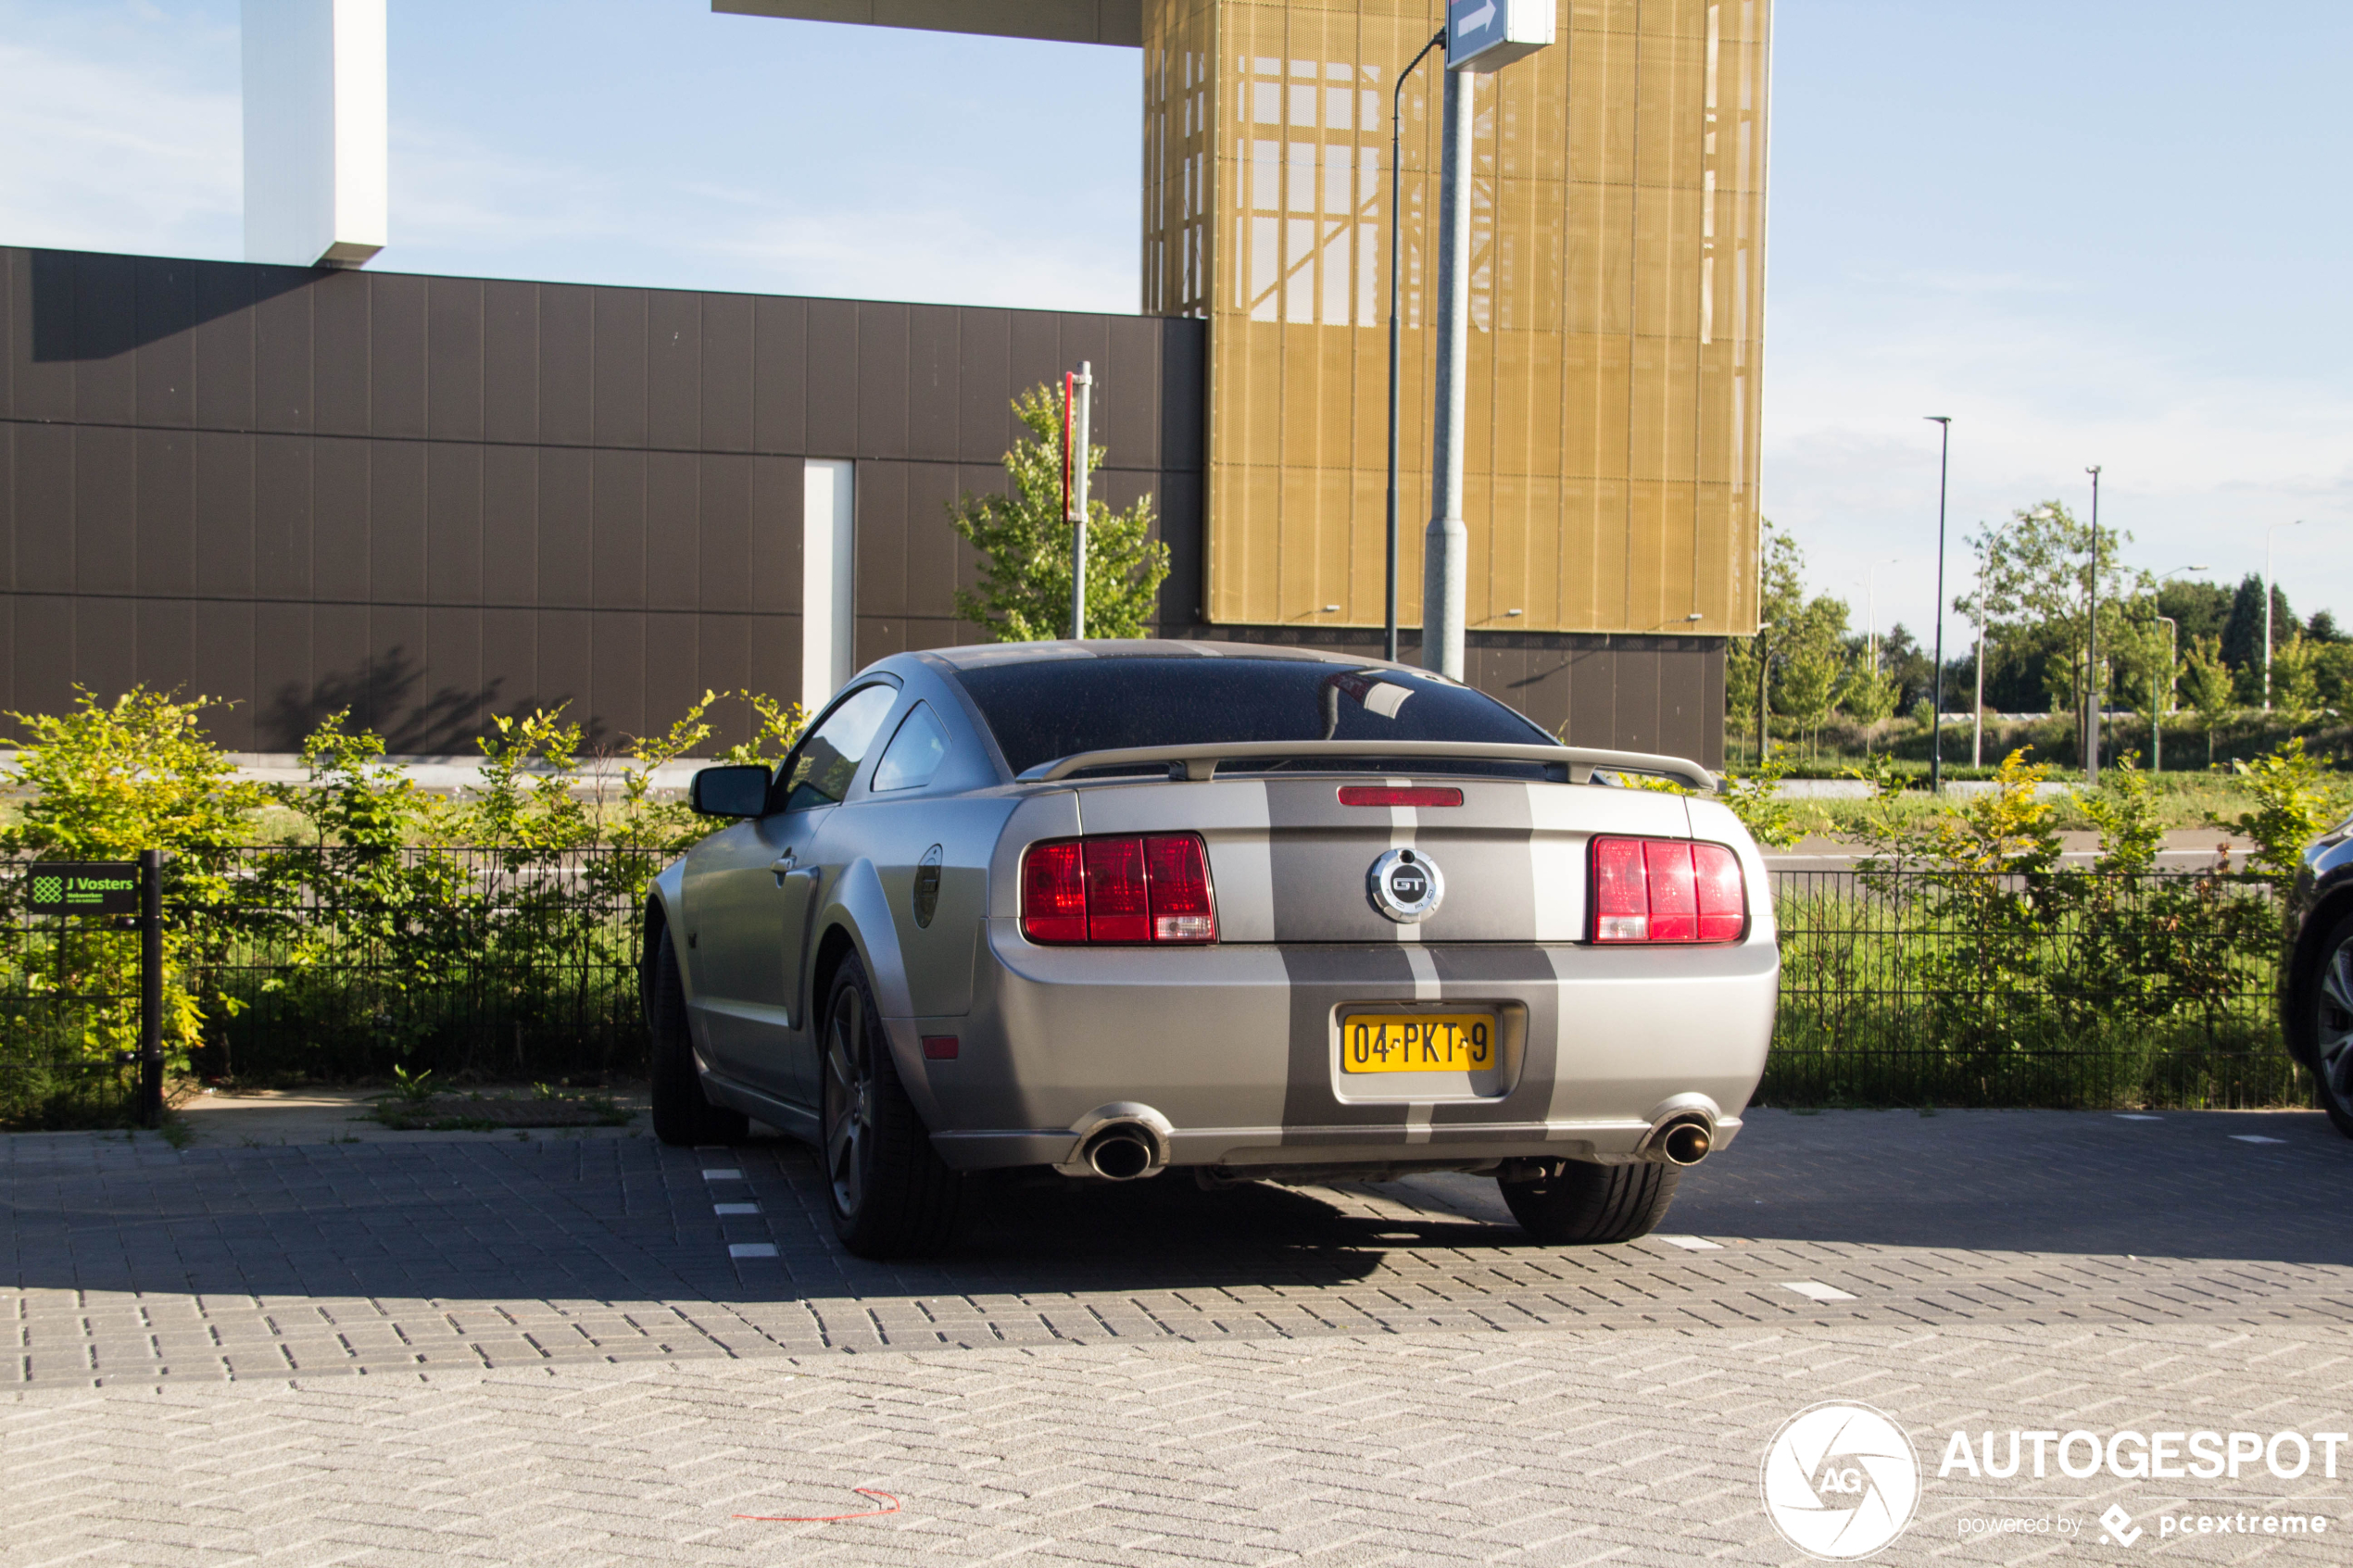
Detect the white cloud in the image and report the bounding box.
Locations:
[0,21,240,257]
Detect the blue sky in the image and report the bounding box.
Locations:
[5,0,2350,641]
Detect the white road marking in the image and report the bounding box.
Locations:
[1780,1281,1856,1302]
[2231,1135,2287,1145]
[713,1202,761,1214]
[1655,1235,1723,1250]
[702,1168,743,1180]
[2114,1114,2160,1122]
[727,1243,778,1259]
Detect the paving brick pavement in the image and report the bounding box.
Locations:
[6,1108,2353,1562]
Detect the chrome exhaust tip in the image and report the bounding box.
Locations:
[1083,1124,1160,1181]
[1648,1113,1714,1167]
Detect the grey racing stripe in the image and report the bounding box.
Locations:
[1277,944,1420,1144]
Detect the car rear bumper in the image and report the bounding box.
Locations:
[898,918,1777,1173]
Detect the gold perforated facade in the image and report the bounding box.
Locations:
[1143,0,1768,636]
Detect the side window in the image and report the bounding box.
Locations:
[779,684,899,812]
[872,702,950,793]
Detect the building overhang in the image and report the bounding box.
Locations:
[711,0,1141,47]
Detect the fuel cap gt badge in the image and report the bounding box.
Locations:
[1368,847,1444,923]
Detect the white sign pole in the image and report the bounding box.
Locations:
[1069,361,1093,641]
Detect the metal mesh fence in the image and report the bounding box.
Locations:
[1766,865,2302,1110]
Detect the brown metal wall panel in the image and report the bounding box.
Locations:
[252,433,312,599]
[1158,467,1203,625]
[645,450,699,612]
[77,595,136,708]
[0,252,15,422]
[425,275,484,442]
[369,439,427,604]
[752,295,806,454]
[697,452,752,615]
[12,595,72,722]
[748,455,801,617]
[1565,644,1617,750]
[1006,311,1063,440]
[425,442,483,604]
[0,593,11,723]
[479,606,535,720]
[644,609,702,736]
[697,611,752,732]
[536,447,593,608]
[856,460,905,620]
[537,608,593,727]
[134,430,194,596]
[250,272,312,432]
[1614,644,1662,755]
[15,424,74,593]
[804,299,858,456]
[591,448,647,610]
[368,604,427,743]
[855,303,909,459]
[309,602,369,732]
[955,309,1010,464]
[647,290,701,451]
[191,262,257,431]
[588,620,646,737]
[252,600,312,747]
[0,428,12,591]
[71,254,137,424]
[311,438,370,602]
[592,288,648,450]
[905,305,958,461]
[902,461,961,621]
[15,254,77,422]
[76,427,136,595]
[482,279,539,445]
[746,610,797,719]
[481,445,536,604]
[1101,313,1159,468]
[538,284,595,446]
[134,257,195,428]
[699,292,754,455]
[311,271,371,436]
[370,273,429,440]
[133,596,194,705]
[421,605,484,750]
[190,598,255,747]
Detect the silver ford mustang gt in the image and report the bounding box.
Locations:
[641,641,1778,1258]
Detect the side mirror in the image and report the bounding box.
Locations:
[689,764,770,819]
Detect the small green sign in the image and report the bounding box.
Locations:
[28,862,142,916]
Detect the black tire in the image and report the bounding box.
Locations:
[647,927,749,1147]
[820,954,961,1259]
[1498,1160,1680,1245]
[2301,911,2353,1140]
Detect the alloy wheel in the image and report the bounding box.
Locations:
[823,982,875,1218]
[2320,935,2353,1104]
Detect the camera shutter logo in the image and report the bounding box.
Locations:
[1760,1401,1921,1560]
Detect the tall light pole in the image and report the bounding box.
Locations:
[2265,520,2302,711]
[1382,27,1446,665]
[2084,464,2103,785]
[1423,2,1553,680]
[1927,417,1951,791]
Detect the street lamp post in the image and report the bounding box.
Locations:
[2265,520,2302,711]
[1382,28,1446,665]
[1927,417,1951,792]
[2148,564,2207,773]
[2084,464,2103,785]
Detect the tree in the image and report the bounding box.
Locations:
[1724,519,1808,762]
[2271,631,2322,721]
[1774,594,1850,759]
[1837,652,1900,749]
[2157,578,2234,647]
[948,385,1171,641]
[1955,500,2151,756]
[2180,633,2235,767]
[2220,572,2296,700]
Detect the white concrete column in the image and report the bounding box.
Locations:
[801,459,857,712]
[242,0,387,268]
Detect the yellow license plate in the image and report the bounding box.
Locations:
[1340,1012,1496,1073]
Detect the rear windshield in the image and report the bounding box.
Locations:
[950,657,1554,777]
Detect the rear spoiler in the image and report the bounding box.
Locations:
[1018,741,1718,793]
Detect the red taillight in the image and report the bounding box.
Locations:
[1022,834,1218,945]
[1021,840,1087,944]
[1337,785,1466,809]
[1590,836,1745,945]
